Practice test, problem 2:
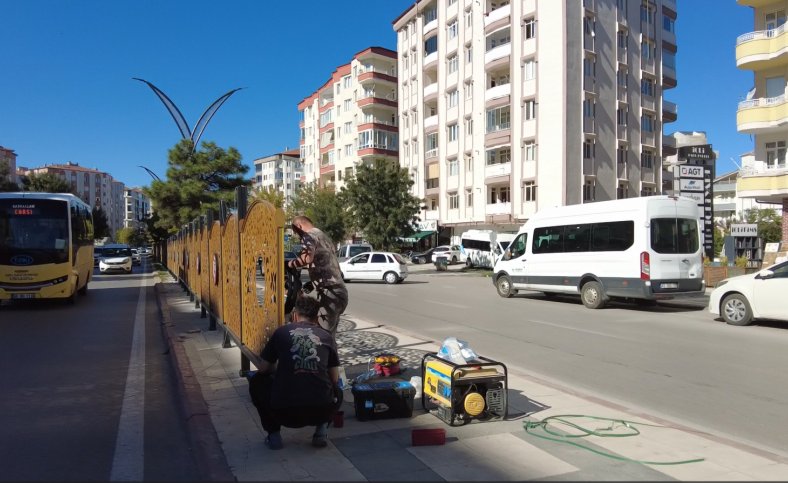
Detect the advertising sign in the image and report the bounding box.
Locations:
[678,144,714,162]
[731,224,758,237]
[679,178,704,192]
[678,191,703,203]
[679,165,704,178]
[417,220,438,232]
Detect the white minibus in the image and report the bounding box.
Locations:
[460,229,516,269]
[492,196,705,308]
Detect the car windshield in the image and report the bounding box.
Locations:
[103,247,131,257]
[392,253,406,264]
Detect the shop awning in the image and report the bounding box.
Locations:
[399,230,435,243]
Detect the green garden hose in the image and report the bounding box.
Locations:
[524,414,705,465]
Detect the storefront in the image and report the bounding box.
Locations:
[399,220,438,253]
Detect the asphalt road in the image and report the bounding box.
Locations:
[342,270,788,457]
[0,257,201,481]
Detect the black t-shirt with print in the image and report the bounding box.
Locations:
[260,322,339,409]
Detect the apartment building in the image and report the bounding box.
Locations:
[299,47,399,192]
[123,187,152,229]
[393,0,677,237]
[252,148,303,206]
[735,0,788,247]
[0,146,17,185]
[20,162,126,236]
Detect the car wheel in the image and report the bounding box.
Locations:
[384,271,399,284]
[495,275,514,298]
[721,293,753,326]
[581,281,608,309]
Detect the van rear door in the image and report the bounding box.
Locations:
[649,204,700,286]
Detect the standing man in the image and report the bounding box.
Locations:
[248,295,342,449]
[288,215,348,335]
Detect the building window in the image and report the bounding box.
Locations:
[663,15,675,33]
[641,77,655,97]
[663,51,676,71]
[583,140,595,160]
[448,157,459,176]
[465,80,473,99]
[465,46,473,63]
[617,145,627,164]
[583,56,595,77]
[448,123,459,142]
[487,106,511,132]
[448,89,459,107]
[765,141,786,167]
[465,154,473,173]
[524,18,536,39]
[425,35,438,55]
[523,100,536,121]
[641,186,655,196]
[343,75,352,88]
[344,121,352,134]
[583,180,596,202]
[642,149,655,169]
[640,2,655,24]
[447,19,458,40]
[583,98,595,118]
[465,118,473,135]
[486,148,511,165]
[466,188,473,207]
[489,186,510,203]
[617,68,627,89]
[641,114,655,133]
[524,141,536,161]
[642,38,656,61]
[522,181,537,202]
[617,183,629,199]
[344,99,351,111]
[523,59,536,80]
[617,107,628,127]
[617,29,627,51]
[448,54,458,74]
[449,192,459,209]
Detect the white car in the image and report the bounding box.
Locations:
[339,251,408,284]
[432,245,465,264]
[709,260,788,326]
[99,244,133,274]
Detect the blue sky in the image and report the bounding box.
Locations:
[0,1,754,188]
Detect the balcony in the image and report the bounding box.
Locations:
[584,0,595,10]
[424,209,439,220]
[617,126,629,142]
[357,92,398,109]
[737,95,788,134]
[583,75,596,93]
[485,83,510,102]
[357,70,397,85]
[424,81,438,101]
[424,50,438,69]
[663,100,677,122]
[617,48,627,64]
[737,164,788,203]
[485,161,511,179]
[617,88,628,103]
[664,0,676,10]
[424,114,439,131]
[714,182,737,193]
[617,161,627,179]
[425,178,440,196]
[425,148,439,160]
[641,57,655,75]
[641,131,656,146]
[713,202,737,214]
[485,201,511,215]
[424,18,438,35]
[484,3,510,33]
[642,166,655,183]
[736,23,788,70]
[583,117,595,135]
[583,157,594,176]
[484,42,511,67]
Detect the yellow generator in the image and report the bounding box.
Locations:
[421,353,508,426]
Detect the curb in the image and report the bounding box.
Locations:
[154,281,236,482]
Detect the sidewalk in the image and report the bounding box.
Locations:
[156,274,788,481]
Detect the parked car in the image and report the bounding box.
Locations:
[411,245,463,264]
[339,252,408,284]
[93,246,104,267]
[130,248,141,266]
[708,260,788,326]
[337,243,373,262]
[99,244,133,274]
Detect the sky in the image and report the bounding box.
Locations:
[0,0,755,189]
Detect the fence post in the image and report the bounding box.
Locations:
[233,186,248,357]
[206,209,218,331]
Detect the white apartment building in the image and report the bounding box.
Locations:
[393,0,677,236]
[714,152,783,224]
[299,47,399,191]
[252,148,303,206]
[21,162,126,236]
[124,187,152,229]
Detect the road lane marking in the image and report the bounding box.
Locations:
[110,277,147,481]
[528,318,636,341]
[424,299,469,309]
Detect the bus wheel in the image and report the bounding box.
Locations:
[496,275,515,298]
[66,286,77,305]
[581,281,607,309]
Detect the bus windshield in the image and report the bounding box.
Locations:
[0,198,70,265]
[651,218,699,254]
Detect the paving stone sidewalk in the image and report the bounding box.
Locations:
[156,276,788,481]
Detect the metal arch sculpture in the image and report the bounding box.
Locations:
[133,78,243,152]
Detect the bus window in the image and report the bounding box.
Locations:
[509,233,527,258]
[651,218,698,254]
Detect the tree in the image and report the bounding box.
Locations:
[288,183,348,246]
[742,208,783,244]
[144,212,171,247]
[115,227,148,246]
[250,185,284,209]
[341,159,422,251]
[20,172,73,194]
[0,160,19,192]
[145,139,250,234]
[92,206,111,240]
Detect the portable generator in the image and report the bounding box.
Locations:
[421,353,508,426]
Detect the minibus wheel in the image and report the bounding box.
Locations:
[581,281,607,309]
[495,275,515,298]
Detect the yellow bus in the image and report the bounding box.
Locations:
[0,192,94,303]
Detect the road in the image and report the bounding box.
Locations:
[342,269,788,457]
[0,257,201,481]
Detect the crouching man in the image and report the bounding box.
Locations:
[248,295,342,449]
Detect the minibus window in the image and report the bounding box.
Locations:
[509,234,527,258]
[651,218,698,254]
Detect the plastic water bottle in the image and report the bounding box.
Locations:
[409,376,423,399]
